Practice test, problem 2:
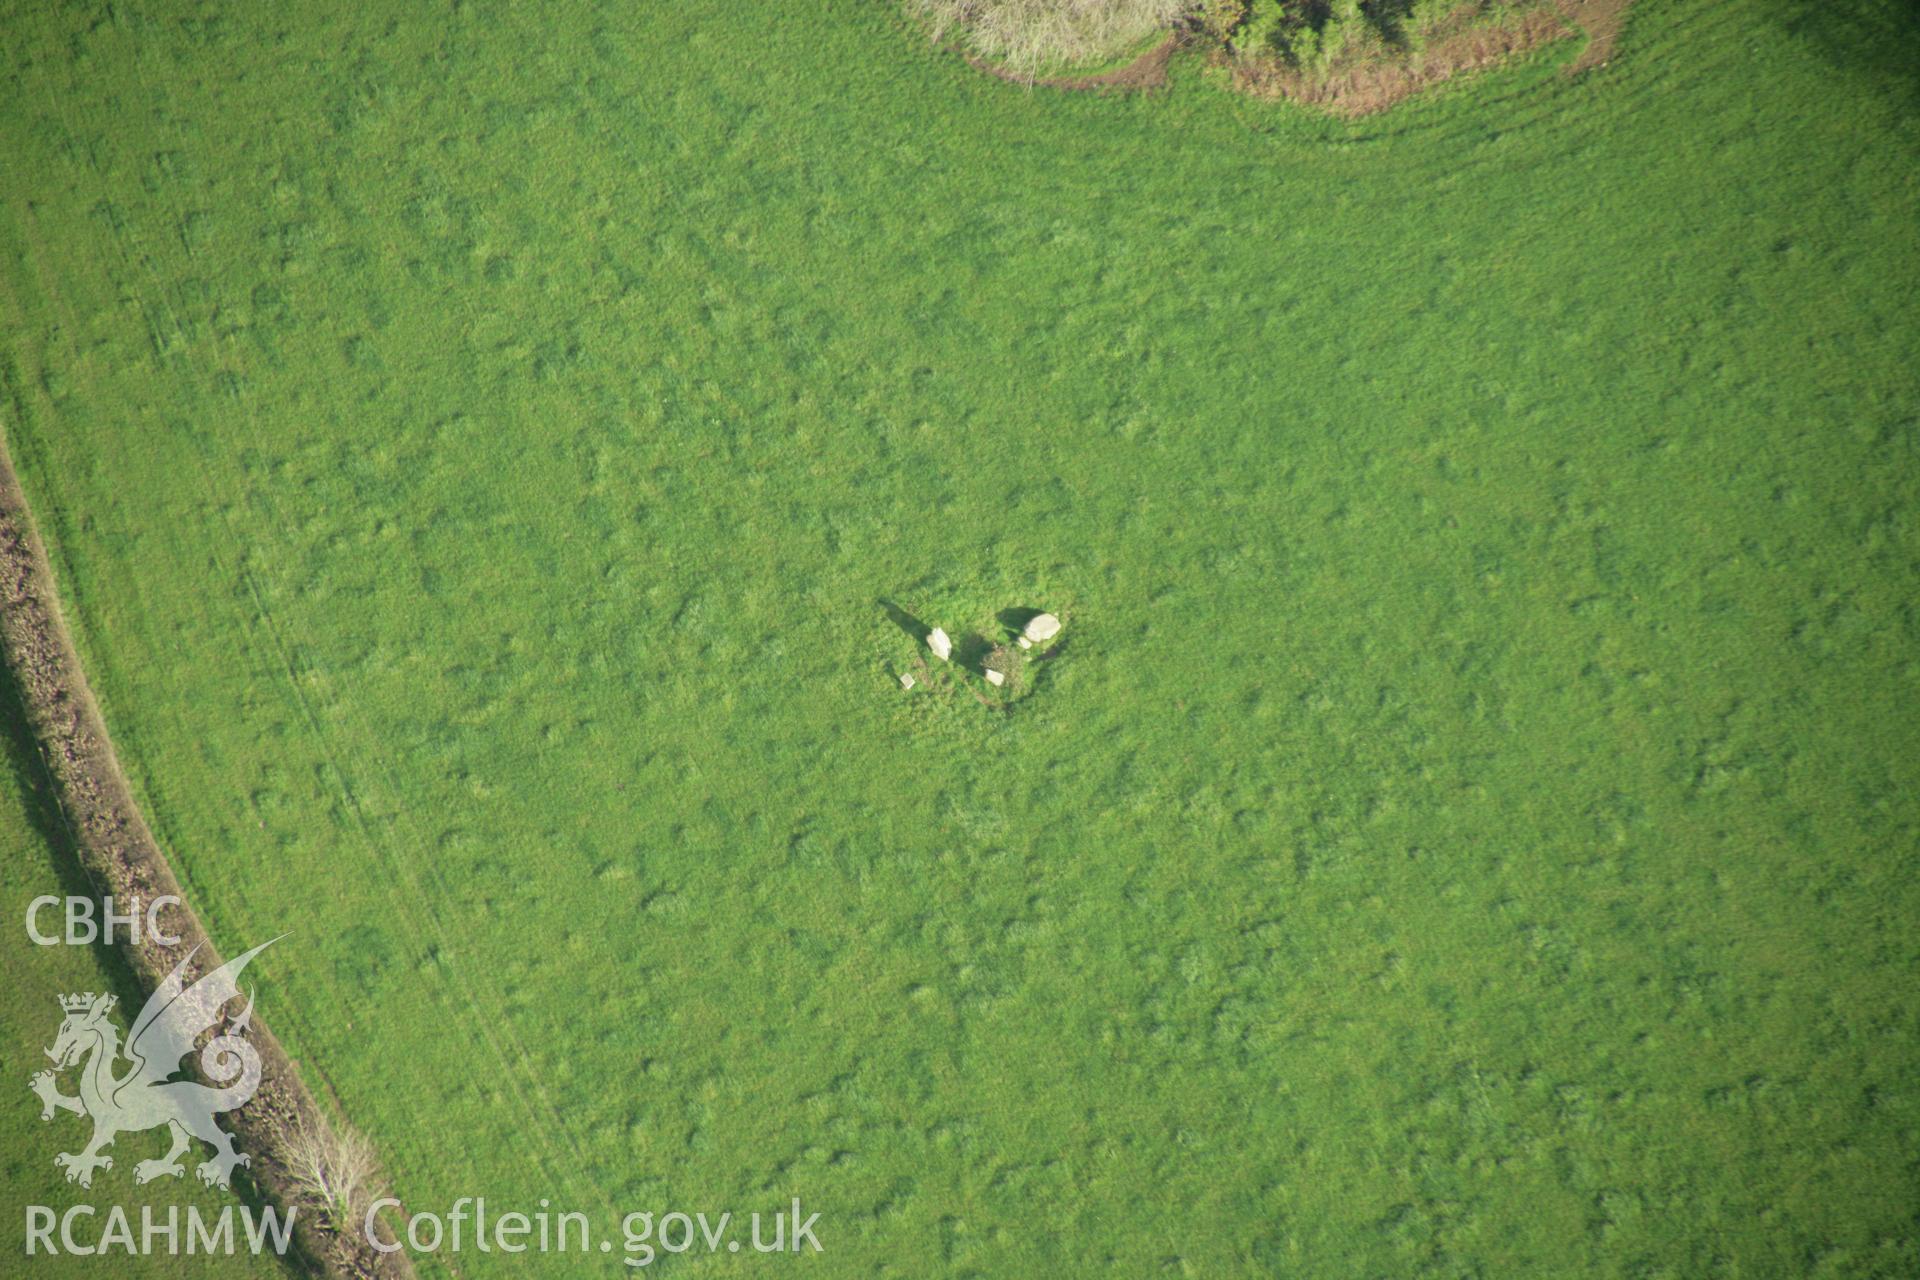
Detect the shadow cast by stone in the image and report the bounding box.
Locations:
[878,598,930,644]
[953,632,996,674]
[996,606,1045,639]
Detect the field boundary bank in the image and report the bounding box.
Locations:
[0,428,413,1280]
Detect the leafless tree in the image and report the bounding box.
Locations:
[278,1116,379,1228]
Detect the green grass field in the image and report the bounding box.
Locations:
[2,0,1916,1274]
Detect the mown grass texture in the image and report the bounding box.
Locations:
[1,0,1917,1275]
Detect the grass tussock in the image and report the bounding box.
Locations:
[912,0,1187,76]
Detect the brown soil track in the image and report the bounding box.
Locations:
[962,0,1632,110]
[0,431,412,1280]
[1231,6,1575,116]
[967,33,1180,92]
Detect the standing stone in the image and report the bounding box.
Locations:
[1020,613,1061,648]
[984,668,1005,687]
[900,673,915,690]
[927,628,952,661]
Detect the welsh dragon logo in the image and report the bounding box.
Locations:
[29,940,275,1190]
